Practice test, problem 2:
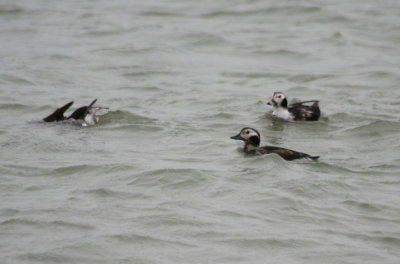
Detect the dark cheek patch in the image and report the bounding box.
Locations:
[281,98,288,108]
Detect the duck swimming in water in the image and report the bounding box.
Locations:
[43,99,108,126]
[230,127,319,161]
[267,92,320,121]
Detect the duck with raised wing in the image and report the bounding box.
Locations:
[43,99,108,126]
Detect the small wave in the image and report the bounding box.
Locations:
[368,164,400,173]
[305,161,371,178]
[32,119,89,129]
[100,110,164,131]
[81,188,150,199]
[116,85,165,92]
[314,14,353,23]
[363,70,399,80]
[84,28,132,37]
[109,233,195,247]
[376,236,400,247]
[202,6,321,18]
[18,252,73,263]
[342,200,381,212]
[110,233,170,243]
[140,10,184,17]
[0,208,19,216]
[49,163,135,178]
[221,71,288,79]
[182,32,228,47]
[326,112,365,123]
[23,185,47,192]
[199,112,235,121]
[320,229,400,249]
[0,5,24,15]
[1,218,38,226]
[104,123,164,132]
[52,164,99,176]
[1,164,53,177]
[1,218,94,230]
[48,53,75,61]
[50,220,95,230]
[251,49,310,58]
[128,168,208,189]
[288,73,334,83]
[0,73,34,85]
[319,31,347,45]
[0,103,30,110]
[100,110,156,124]
[217,236,316,249]
[342,120,399,137]
[122,70,173,79]
[92,47,154,57]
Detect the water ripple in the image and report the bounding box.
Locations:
[1,218,95,231]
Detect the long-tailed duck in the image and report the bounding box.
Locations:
[230,127,319,161]
[43,99,108,126]
[267,92,320,121]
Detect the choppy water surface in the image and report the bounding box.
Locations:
[1,1,400,263]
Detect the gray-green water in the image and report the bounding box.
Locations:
[1,1,400,263]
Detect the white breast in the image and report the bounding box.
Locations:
[272,107,293,121]
[84,113,98,126]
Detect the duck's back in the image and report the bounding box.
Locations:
[258,145,319,161]
[289,101,320,121]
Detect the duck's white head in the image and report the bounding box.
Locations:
[230,127,260,146]
[267,92,288,108]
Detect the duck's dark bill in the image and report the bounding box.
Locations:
[230,134,244,140]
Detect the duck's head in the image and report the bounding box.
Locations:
[230,127,260,146]
[267,92,288,108]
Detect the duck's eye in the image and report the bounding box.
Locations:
[245,130,250,134]
[278,95,282,98]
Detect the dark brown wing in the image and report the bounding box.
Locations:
[43,101,73,122]
[288,101,320,121]
[68,106,88,120]
[68,99,97,120]
[258,146,319,161]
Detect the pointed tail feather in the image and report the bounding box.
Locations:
[302,154,319,161]
[88,99,97,108]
